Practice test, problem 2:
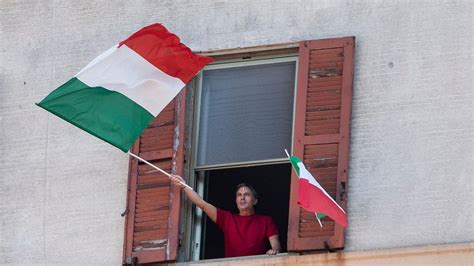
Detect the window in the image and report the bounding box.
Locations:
[191,58,296,260]
[122,37,355,264]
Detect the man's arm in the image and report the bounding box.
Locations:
[169,174,217,223]
[266,235,281,255]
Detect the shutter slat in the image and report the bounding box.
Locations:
[135,189,170,198]
[140,132,175,144]
[134,219,169,233]
[134,215,169,224]
[306,98,342,106]
[310,48,343,57]
[298,231,335,237]
[308,76,342,86]
[304,144,339,154]
[306,118,340,126]
[135,197,170,209]
[309,61,344,68]
[299,225,335,233]
[139,141,174,151]
[310,55,344,63]
[288,37,354,251]
[307,85,342,93]
[141,125,174,138]
[137,174,170,184]
[135,205,169,214]
[136,181,170,190]
[138,161,172,173]
[309,68,343,78]
[136,187,170,197]
[305,128,340,135]
[306,109,341,119]
[307,167,338,174]
[134,210,169,220]
[133,229,170,242]
[307,92,342,102]
[305,125,340,133]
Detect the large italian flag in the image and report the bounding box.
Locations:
[290,155,348,227]
[37,23,213,152]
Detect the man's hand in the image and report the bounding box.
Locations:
[267,235,281,255]
[169,174,187,189]
[266,249,278,255]
[169,174,218,223]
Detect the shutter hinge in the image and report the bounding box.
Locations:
[324,241,335,253]
[124,256,138,265]
[339,181,346,202]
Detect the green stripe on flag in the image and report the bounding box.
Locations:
[290,155,302,176]
[37,77,154,152]
[317,213,327,219]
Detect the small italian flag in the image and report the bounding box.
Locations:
[37,23,213,152]
[290,155,348,227]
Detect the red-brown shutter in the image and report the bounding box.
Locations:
[123,90,186,264]
[288,37,354,251]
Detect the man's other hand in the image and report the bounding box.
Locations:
[266,249,278,255]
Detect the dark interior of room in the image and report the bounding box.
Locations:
[200,163,291,259]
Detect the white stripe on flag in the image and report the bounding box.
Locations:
[76,45,185,116]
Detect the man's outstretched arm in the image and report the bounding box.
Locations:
[169,174,217,223]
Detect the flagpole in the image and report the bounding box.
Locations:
[285,149,323,228]
[315,214,323,228]
[127,151,194,191]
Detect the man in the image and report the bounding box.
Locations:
[170,175,281,258]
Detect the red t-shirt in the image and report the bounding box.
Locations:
[216,208,279,258]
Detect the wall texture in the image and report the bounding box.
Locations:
[1,0,472,264]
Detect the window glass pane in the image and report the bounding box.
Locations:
[197,61,295,166]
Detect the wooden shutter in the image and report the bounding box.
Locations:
[287,37,354,251]
[123,90,186,264]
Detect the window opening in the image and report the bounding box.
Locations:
[199,163,291,259]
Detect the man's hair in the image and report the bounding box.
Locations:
[235,183,258,200]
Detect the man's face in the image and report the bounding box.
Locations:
[235,186,257,212]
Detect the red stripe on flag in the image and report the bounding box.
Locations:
[119,23,213,84]
[298,179,348,227]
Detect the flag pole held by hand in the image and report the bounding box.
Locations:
[127,151,193,191]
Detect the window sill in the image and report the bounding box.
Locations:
[175,252,294,265]
[171,243,473,266]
